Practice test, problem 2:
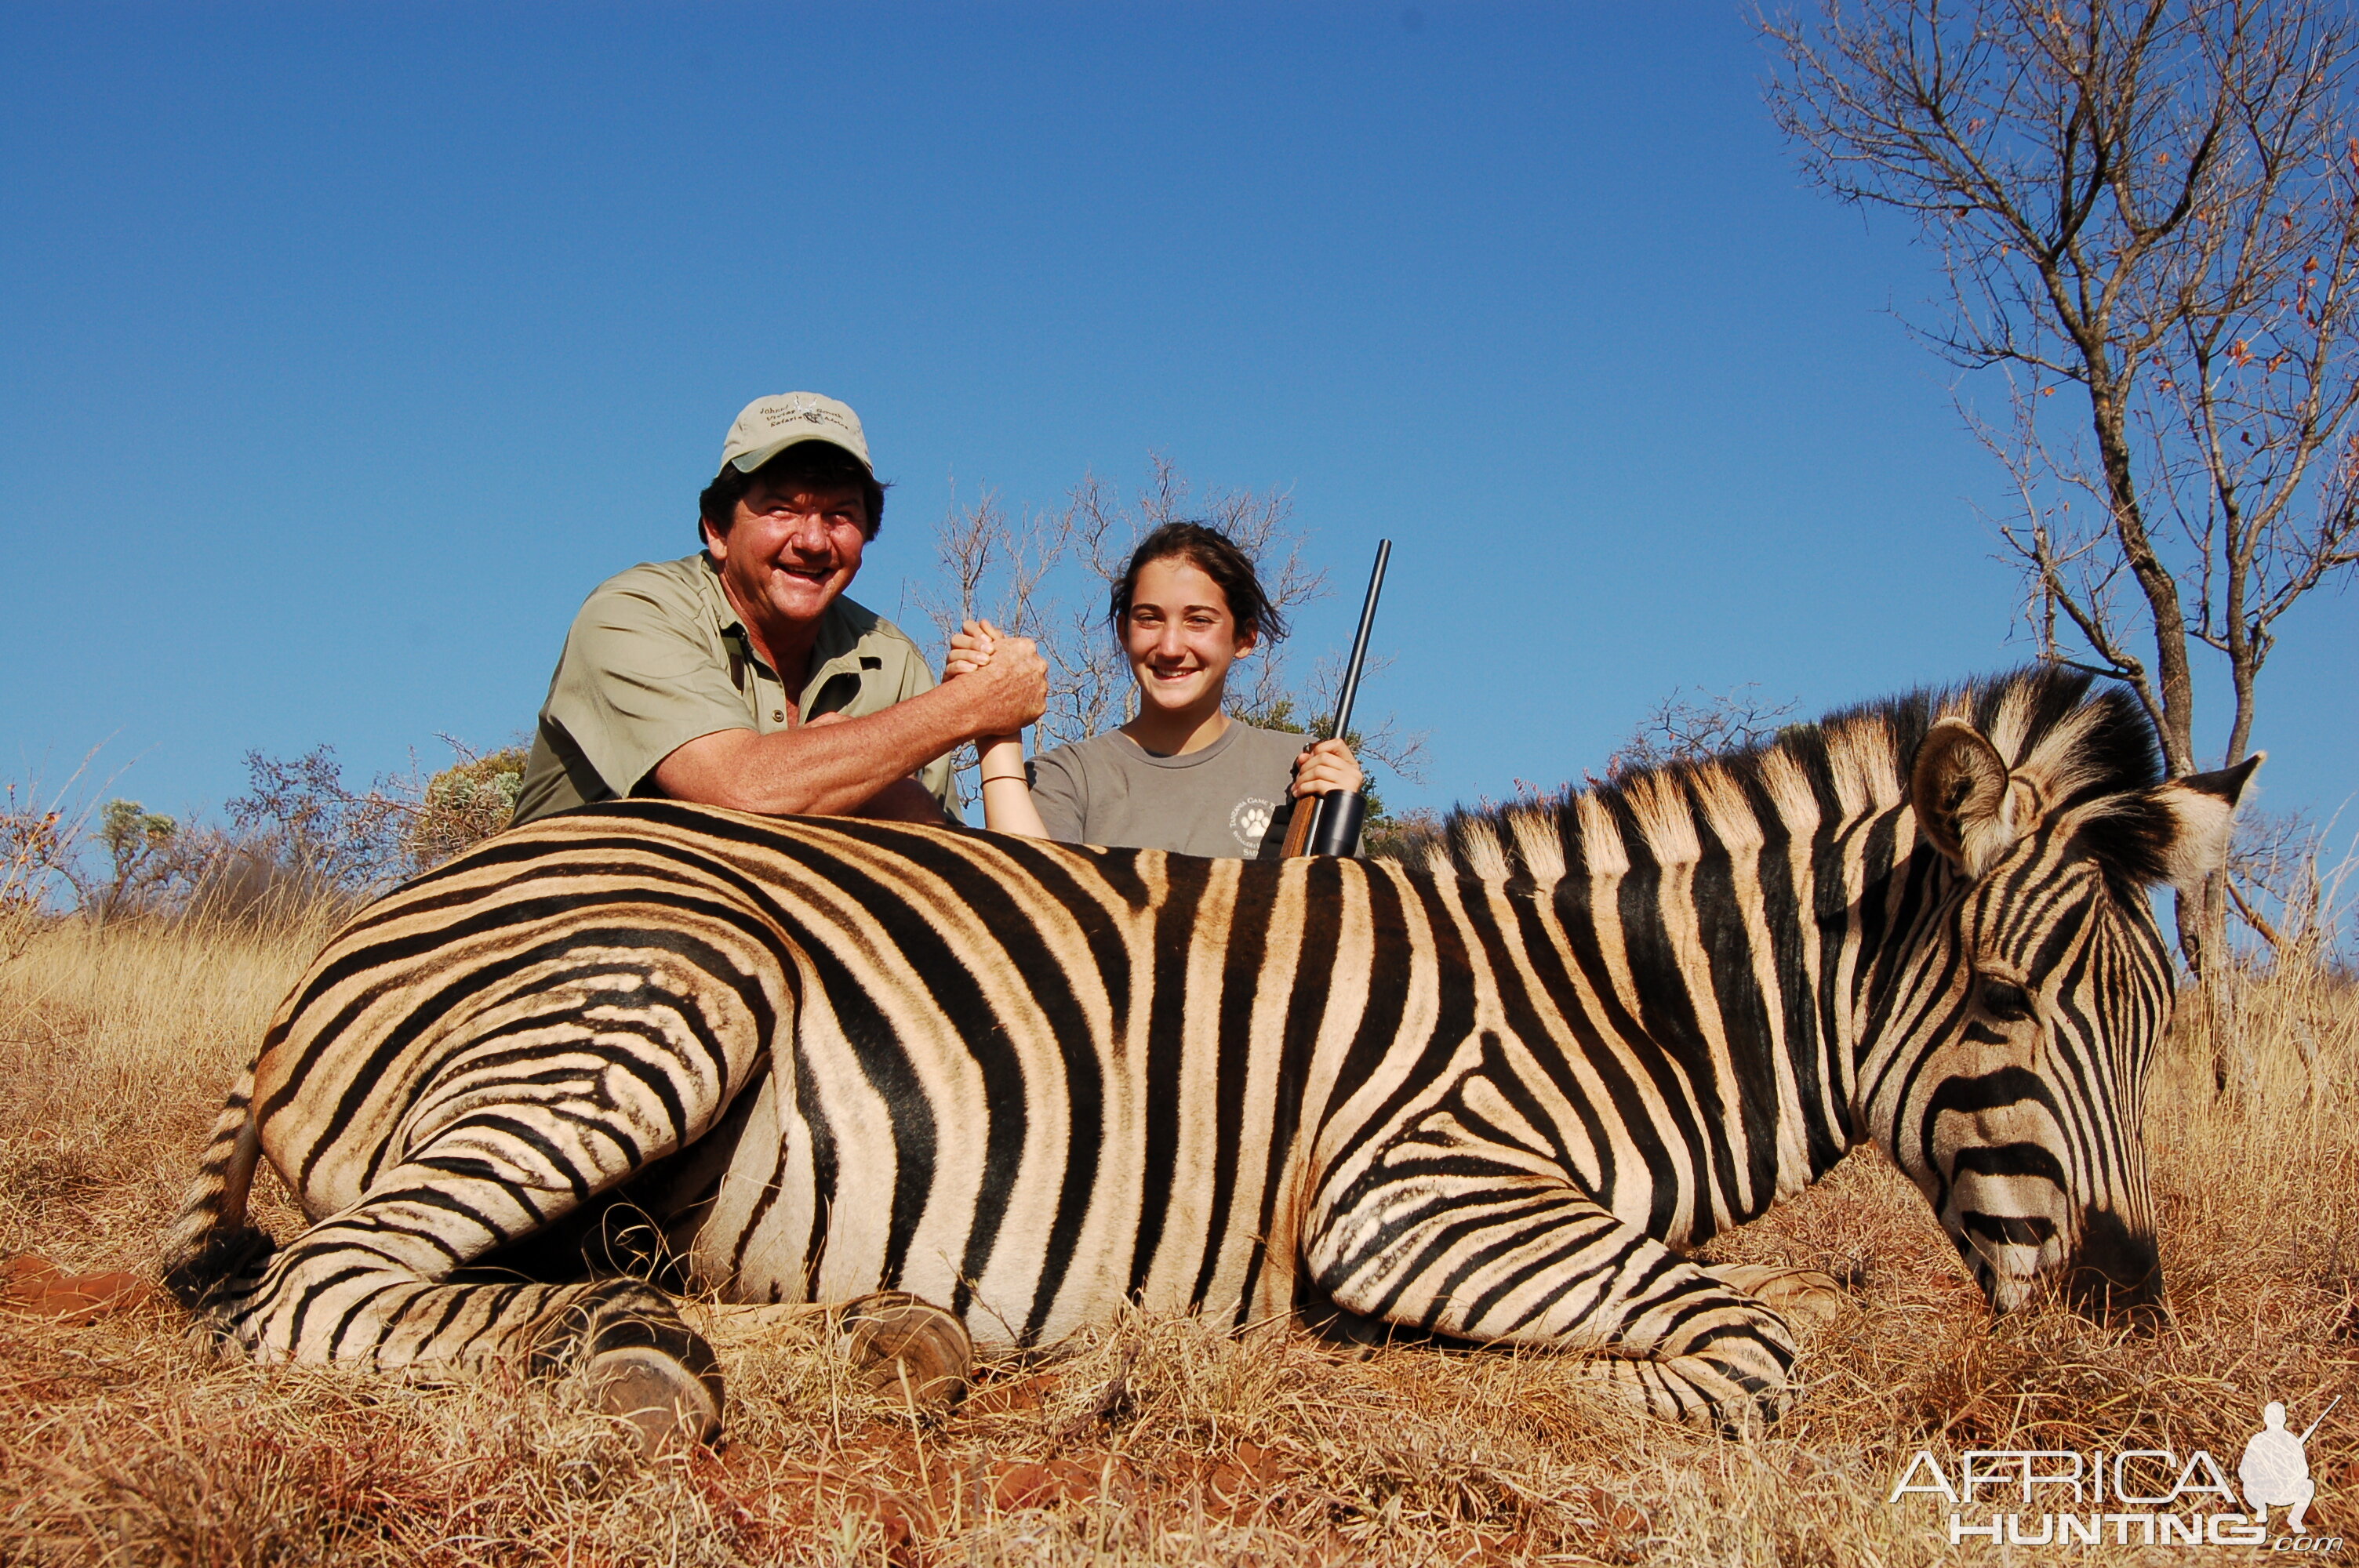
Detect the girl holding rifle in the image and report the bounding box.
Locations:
[946,522,1361,857]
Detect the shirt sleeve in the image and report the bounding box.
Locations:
[888,645,963,818]
[540,575,752,800]
[1026,746,1089,844]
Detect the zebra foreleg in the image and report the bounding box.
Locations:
[527,1277,723,1452]
[1303,1173,1802,1428]
[205,1130,724,1453]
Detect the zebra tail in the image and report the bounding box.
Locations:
[158,1064,277,1313]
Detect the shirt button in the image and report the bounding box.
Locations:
[772,710,785,722]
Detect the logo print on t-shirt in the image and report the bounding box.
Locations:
[1233,797,1279,851]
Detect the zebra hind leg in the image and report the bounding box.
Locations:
[1307,1172,1805,1431]
[202,1131,729,1456]
[1709,1263,1845,1337]
[832,1290,973,1410]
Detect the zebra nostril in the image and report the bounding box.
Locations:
[2063,1207,2166,1328]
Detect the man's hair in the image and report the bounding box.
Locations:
[698,443,888,546]
[1109,521,1285,642]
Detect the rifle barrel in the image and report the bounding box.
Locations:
[1281,539,1391,858]
[1326,539,1390,746]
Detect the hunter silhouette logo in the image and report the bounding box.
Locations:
[2244,1398,2335,1534]
[1888,1398,2343,1552]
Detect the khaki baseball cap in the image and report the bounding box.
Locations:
[719,392,873,478]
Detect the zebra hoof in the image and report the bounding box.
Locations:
[834,1290,971,1410]
[1716,1264,1845,1334]
[585,1345,723,1456]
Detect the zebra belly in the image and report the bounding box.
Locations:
[678,1047,1311,1353]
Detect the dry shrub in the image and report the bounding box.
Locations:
[0,913,2352,1565]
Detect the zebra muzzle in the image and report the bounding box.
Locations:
[2062,1208,2167,1329]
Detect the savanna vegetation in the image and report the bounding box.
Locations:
[0,894,2348,1563]
[1,457,2351,1560]
[0,785,2350,1563]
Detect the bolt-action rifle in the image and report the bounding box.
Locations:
[1280,539,1390,858]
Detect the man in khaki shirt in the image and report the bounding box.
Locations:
[513,393,1045,826]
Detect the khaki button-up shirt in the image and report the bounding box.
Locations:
[512,554,956,826]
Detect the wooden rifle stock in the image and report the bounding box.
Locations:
[1281,539,1390,857]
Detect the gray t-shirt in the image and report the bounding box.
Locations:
[1027,723,1308,858]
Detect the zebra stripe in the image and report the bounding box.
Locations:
[162,667,2254,1429]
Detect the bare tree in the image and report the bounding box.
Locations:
[1,777,82,960]
[916,481,1103,753]
[1765,0,2359,968]
[2225,804,2356,965]
[920,456,1424,813]
[227,746,416,896]
[1602,684,1804,779]
[1049,456,1328,749]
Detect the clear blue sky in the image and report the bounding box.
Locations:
[4,3,2351,833]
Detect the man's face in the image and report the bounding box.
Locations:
[704,473,869,642]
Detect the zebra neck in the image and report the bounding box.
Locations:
[1520,798,1938,1234]
[1826,822,1964,1166]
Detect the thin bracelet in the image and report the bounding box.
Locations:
[979,772,1027,786]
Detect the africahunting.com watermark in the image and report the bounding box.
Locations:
[1890,1399,2343,1552]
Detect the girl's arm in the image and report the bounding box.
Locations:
[972,733,1052,840]
[947,621,1053,840]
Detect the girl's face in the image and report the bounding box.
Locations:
[1121,554,1257,717]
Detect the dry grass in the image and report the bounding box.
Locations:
[0,913,2352,1566]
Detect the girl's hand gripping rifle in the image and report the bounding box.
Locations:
[1281,539,1390,858]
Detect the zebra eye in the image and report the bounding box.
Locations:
[1979,979,2034,1022]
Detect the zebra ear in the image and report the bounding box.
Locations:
[2141,753,2263,895]
[1910,718,2026,879]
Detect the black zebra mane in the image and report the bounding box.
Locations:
[1390,666,2167,885]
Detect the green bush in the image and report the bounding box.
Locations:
[407,748,529,872]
